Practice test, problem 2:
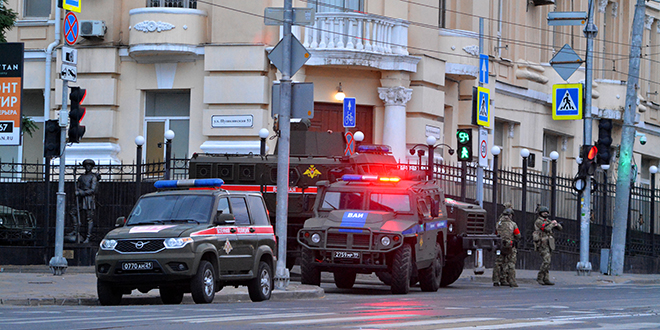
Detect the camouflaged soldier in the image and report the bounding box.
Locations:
[533,206,563,285]
[492,206,521,287]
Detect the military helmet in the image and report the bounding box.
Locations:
[502,208,513,215]
[537,206,550,215]
[82,159,95,167]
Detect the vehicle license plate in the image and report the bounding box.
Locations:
[334,251,360,259]
[122,261,153,271]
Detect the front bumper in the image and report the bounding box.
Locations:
[95,249,198,285]
[461,234,501,251]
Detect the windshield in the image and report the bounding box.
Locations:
[369,193,411,213]
[126,195,214,225]
[321,191,363,210]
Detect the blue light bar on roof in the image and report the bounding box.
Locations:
[341,174,399,183]
[356,144,392,154]
[154,178,224,189]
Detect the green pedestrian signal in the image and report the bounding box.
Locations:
[456,129,472,161]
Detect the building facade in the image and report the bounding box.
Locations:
[3,0,660,189]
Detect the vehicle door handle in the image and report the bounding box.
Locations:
[249,227,255,233]
[230,228,236,233]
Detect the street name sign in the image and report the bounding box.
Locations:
[265,7,315,26]
[343,97,356,128]
[268,35,311,76]
[552,83,583,120]
[550,44,583,81]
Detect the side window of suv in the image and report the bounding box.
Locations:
[230,197,251,225]
[217,197,230,215]
[247,195,269,225]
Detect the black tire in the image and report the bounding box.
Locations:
[376,271,391,285]
[159,286,184,304]
[190,260,215,304]
[248,261,273,302]
[440,256,465,287]
[390,244,412,294]
[333,271,357,289]
[300,247,321,286]
[419,243,444,292]
[97,280,122,306]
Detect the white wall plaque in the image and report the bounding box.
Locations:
[211,115,254,128]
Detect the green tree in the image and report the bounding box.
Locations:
[1,0,38,137]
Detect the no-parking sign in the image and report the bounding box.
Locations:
[64,12,79,46]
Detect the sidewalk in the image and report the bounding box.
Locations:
[0,265,323,306]
[1,265,658,306]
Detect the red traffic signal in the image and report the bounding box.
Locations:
[586,145,597,160]
[578,144,598,177]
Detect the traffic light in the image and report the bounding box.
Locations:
[68,87,86,143]
[596,119,612,165]
[43,119,61,158]
[456,129,473,161]
[578,144,598,177]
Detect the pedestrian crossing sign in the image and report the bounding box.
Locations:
[552,83,582,120]
[476,86,490,127]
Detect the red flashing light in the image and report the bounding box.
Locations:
[587,146,598,160]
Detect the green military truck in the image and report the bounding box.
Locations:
[297,173,500,294]
[95,179,276,305]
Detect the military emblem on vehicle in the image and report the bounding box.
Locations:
[223,238,233,254]
[303,165,322,179]
[131,241,149,249]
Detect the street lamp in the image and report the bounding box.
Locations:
[354,131,364,149]
[520,148,530,246]
[651,165,658,257]
[491,146,501,232]
[550,151,559,220]
[164,130,175,180]
[409,136,454,181]
[334,83,345,101]
[259,128,269,156]
[135,135,145,201]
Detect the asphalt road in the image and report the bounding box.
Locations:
[1,275,659,330]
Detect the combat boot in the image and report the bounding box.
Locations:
[543,275,555,286]
[509,280,518,287]
[493,282,500,287]
[536,273,545,285]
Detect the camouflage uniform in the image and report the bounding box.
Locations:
[492,208,521,287]
[533,206,563,285]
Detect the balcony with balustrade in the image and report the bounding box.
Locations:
[292,12,419,72]
[127,0,207,63]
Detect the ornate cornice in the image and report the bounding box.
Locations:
[378,86,412,106]
[598,0,608,13]
[645,15,655,31]
[463,45,479,57]
[132,20,175,33]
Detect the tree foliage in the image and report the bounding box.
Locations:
[0,0,17,43]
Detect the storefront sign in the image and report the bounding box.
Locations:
[0,43,24,146]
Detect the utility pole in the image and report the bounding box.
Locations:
[274,0,293,289]
[49,79,68,276]
[610,0,646,276]
[576,0,597,276]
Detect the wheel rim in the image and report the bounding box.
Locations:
[260,268,271,296]
[203,268,214,297]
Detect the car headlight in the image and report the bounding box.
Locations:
[310,233,321,244]
[381,236,391,247]
[100,239,117,250]
[164,237,193,249]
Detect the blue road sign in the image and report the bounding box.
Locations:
[552,83,582,120]
[63,12,79,46]
[476,87,490,127]
[343,97,356,128]
[479,54,489,84]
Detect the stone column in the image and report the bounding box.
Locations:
[378,86,412,161]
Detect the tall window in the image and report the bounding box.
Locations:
[23,0,51,18]
[542,132,560,175]
[439,0,446,28]
[308,0,362,12]
[144,90,190,163]
[147,0,197,9]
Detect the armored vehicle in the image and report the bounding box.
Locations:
[95,179,276,305]
[297,173,500,294]
[0,205,37,244]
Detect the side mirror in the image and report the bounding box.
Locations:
[214,213,236,225]
[115,216,126,227]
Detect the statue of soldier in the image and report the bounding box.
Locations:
[533,206,563,285]
[76,159,99,243]
[492,205,521,287]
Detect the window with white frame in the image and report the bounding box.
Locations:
[147,0,197,9]
[542,132,560,175]
[23,0,51,18]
